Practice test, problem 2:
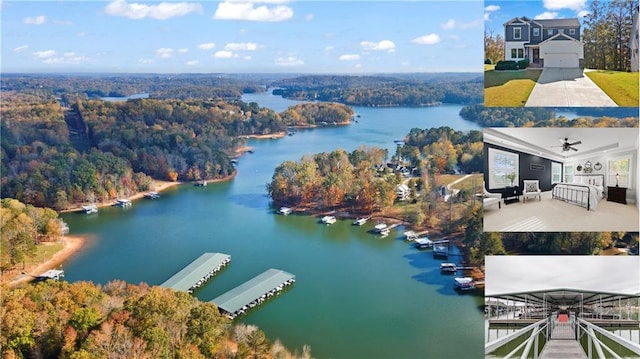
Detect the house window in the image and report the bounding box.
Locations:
[608,156,631,187]
[564,164,574,183]
[547,29,554,36]
[569,28,575,35]
[533,28,540,37]
[510,48,524,59]
[488,148,519,189]
[551,162,562,184]
[514,27,521,39]
[559,29,564,34]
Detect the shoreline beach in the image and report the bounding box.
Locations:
[5,235,86,287]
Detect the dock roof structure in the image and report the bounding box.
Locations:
[161,252,230,291]
[212,268,295,314]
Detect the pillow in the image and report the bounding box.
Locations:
[525,182,538,192]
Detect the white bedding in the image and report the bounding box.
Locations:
[553,182,602,211]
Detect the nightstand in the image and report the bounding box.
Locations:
[503,186,521,205]
[607,186,627,204]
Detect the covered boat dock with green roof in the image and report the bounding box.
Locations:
[160,252,230,293]
[211,268,295,319]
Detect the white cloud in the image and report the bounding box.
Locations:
[214,1,293,22]
[535,11,559,20]
[484,13,491,21]
[243,55,252,60]
[23,15,45,25]
[441,19,456,30]
[186,60,199,65]
[338,54,360,61]
[324,46,334,52]
[411,33,441,45]
[197,42,216,50]
[354,63,362,69]
[13,45,29,52]
[484,5,500,12]
[543,0,586,12]
[33,50,56,58]
[139,58,153,64]
[214,50,238,58]
[52,19,73,26]
[305,13,314,21]
[104,0,203,20]
[38,52,90,65]
[360,40,395,53]
[224,42,260,51]
[156,48,174,58]
[178,48,189,53]
[401,61,409,66]
[275,56,303,66]
[441,18,482,30]
[449,34,461,40]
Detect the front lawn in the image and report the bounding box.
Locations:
[484,69,542,107]
[585,70,639,106]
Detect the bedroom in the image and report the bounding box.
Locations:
[482,127,639,232]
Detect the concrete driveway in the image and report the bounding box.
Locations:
[525,68,617,107]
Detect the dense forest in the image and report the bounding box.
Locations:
[583,0,639,71]
[0,199,64,273]
[0,91,353,209]
[0,74,265,102]
[459,105,640,127]
[0,280,308,359]
[271,75,483,106]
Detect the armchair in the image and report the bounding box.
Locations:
[522,180,541,202]
[482,188,502,210]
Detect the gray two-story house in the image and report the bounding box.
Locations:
[504,17,584,69]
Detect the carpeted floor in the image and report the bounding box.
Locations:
[483,191,639,232]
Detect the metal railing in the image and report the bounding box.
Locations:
[577,318,640,359]
[485,318,548,359]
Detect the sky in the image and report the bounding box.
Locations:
[485,255,640,296]
[483,0,592,35]
[0,0,490,73]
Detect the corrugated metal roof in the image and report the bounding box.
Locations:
[212,268,295,313]
[161,252,230,291]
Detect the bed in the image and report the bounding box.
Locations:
[552,174,604,211]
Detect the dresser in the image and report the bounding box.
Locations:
[607,186,627,205]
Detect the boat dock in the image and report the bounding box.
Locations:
[161,252,231,293]
[211,268,295,319]
[36,269,65,281]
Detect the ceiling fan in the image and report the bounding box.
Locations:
[551,138,582,152]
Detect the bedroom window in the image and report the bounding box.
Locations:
[551,162,561,184]
[533,28,540,37]
[514,27,522,39]
[547,29,554,36]
[608,157,630,187]
[564,164,574,183]
[488,148,519,189]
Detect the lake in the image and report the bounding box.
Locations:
[61,94,484,358]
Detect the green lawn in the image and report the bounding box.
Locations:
[484,69,542,107]
[585,70,639,106]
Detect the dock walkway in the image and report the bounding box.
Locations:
[161,252,230,293]
[212,268,295,319]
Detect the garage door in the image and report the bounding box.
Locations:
[544,53,578,68]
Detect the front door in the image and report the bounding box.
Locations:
[532,48,540,64]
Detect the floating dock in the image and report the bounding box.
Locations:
[36,269,65,281]
[211,268,295,319]
[161,252,230,293]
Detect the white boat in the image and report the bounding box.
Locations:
[440,263,457,273]
[353,218,368,226]
[374,223,388,232]
[379,228,390,237]
[321,215,337,224]
[82,204,98,214]
[279,207,292,215]
[144,191,160,199]
[403,231,418,241]
[195,180,207,187]
[115,199,132,207]
[454,277,475,290]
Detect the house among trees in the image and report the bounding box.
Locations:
[631,7,639,72]
[397,184,411,201]
[504,17,584,69]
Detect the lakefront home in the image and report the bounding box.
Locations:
[504,17,584,69]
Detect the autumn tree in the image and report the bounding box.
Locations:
[484,29,505,64]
